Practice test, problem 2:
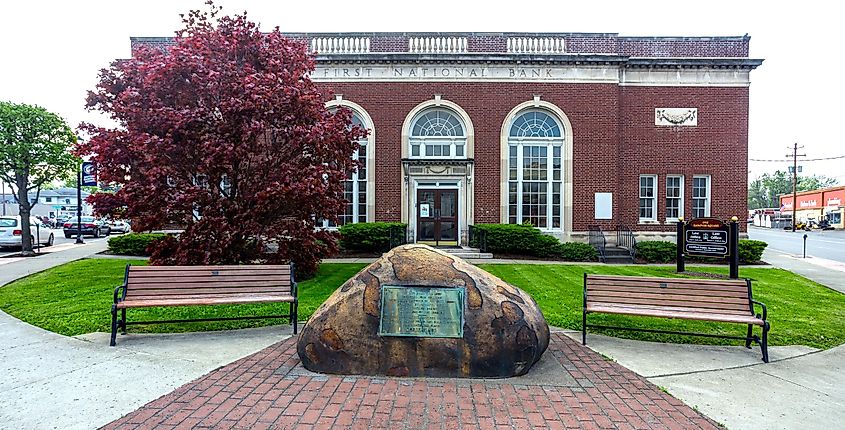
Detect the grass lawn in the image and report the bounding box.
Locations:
[1,259,843,349]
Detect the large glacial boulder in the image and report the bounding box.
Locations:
[297,244,550,378]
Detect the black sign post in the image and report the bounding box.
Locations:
[729,217,739,279]
[75,166,84,244]
[676,219,685,273]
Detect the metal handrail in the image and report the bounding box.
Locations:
[615,225,637,259]
[588,225,606,263]
[468,225,488,253]
[388,224,408,250]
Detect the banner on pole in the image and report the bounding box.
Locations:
[81,162,97,187]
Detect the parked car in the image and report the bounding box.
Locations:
[109,220,131,234]
[0,216,55,248]
[63,216,111,238]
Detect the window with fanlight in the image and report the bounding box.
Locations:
[322,110,370,227]
[506,110,564,229]
[409,109,467,159]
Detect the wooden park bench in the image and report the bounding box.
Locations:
[110,264,297,346]
[582,274,770,362]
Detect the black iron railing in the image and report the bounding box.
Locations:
[468,225,488,252]
[588,225,606,263]
[388,224,408,250]
[616,225,637,259]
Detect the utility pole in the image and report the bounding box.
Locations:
[787,143,806,232]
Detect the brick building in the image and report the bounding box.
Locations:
[132,32,762,245]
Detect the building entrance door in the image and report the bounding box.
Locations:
[417,189,458,246]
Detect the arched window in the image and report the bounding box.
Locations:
[322,109,370,227]
[507,110,564,229]
[409,109,467,158]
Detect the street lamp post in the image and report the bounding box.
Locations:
[76,165,84,244]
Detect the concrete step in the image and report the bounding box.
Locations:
[440,247,494,259]
[603,254,635,264]
[603,246,634,257]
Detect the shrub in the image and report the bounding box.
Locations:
[739,239,768,263]
[636,241,676,263]
[339,222,407,252]
[108,233,168,256]
[555,242,599,261]
[470,224,597,261]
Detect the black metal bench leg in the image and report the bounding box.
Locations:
[292,301,298,335]
[121,308,127,335]
[761,322,770,363]
[110,305,118,347]
[745,324,753,348]
[582,312,587,345]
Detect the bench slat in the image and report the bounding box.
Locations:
[587,279,749,294]
[587,290,751,307]
[130,265,291,271]
[586,295,752,313]
[587,303,763,325]
[116,295,296,308]
[125,286,293,297]
[126,283,292,291]
[587,284,750,298]
[587,275,747,286]
[129,270,289,279]
[127,278,291,288]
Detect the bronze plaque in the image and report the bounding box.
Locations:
[378,286,465,338]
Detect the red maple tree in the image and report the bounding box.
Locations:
[78,4,363,275]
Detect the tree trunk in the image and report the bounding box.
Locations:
[15,174,34,256]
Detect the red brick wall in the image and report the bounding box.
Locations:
[317,82,748,232]
[619,38,749,57]
[619,86,749,232]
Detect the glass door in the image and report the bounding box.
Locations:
[416,189,458,246]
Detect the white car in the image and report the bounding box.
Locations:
[109,220,131,234]
[0,216,55,248]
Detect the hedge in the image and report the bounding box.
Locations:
[635,239,769,264]
[738,239,768,263]
[635,241,676,263]
[339,222,407,252]
[107,233,168,256]
[469,224,597,261]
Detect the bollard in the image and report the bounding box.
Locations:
[803,234,808,258]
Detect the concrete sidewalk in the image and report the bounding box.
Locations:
[566,330,845,430]
[0,313,291,430]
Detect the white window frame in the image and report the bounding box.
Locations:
[665,175,684,222]
[692,175,711,218]
[508,139,563,230]
[639,174,658,223]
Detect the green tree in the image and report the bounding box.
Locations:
[0,102,78,255]
[748,170,840,209]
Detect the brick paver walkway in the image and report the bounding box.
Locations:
[103,333,718,429]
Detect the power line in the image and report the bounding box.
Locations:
[750,155,845,162]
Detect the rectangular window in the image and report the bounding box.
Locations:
[639,175,657,222]
[45,197,52,203]
[692,175,711,218]
[665,175,684,221]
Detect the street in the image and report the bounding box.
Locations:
[0,228,112,258]
[748,226,845,263]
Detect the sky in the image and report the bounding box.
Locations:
[1,0,843,184]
